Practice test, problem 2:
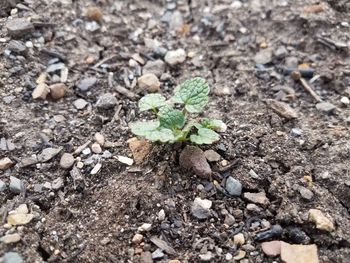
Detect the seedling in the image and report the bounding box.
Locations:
[129,77,224,144]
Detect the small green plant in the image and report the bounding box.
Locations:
[129,77,224,144]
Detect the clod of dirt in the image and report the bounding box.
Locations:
[204,149,221,162]
[137,73,161,93]
[267,99,298,119]
[164,48,186,66]
[128,138,152,164]
[0,157,14,170]
[179,146,212,179]
[308,209,334,232]
[85,6,103,22]
[280,242,318,263]
[49,83,66,100]
[96,93,118,109]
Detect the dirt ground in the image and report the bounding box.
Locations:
[0,0,350,262]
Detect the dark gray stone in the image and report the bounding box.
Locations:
[6,18,34,38]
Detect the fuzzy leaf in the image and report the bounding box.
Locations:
[145,128,175,143]
[158,106,185,130]
[174,77,210,113]
[200,118,224,130]
[129,120,160,136]
[138,94,167,112]
[190,128,220,145]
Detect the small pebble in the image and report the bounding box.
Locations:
[9,176,24,194]
[191,198,212,219]
[308,209,334,232]
[164,49,186,66]
[138,73,161,93]
[138,223,152,232]
[94,132,105,146]
[60,153,75,169]
[132,233,143,244]
[340,96,349,106]
[49,83,66,100]
[299,186,314,200]
[0,233,21,244]
[204,149,221,162]
[73,98,88,110]
[96,93,118,110]
[90,163,102,175]
[261,241,281,257]
[316,102,336,113]
[152,248,164,259]
[225,176,243,196]
[233,233,245,246]
[2,252,23,263]
[0,157,14,170]
[91,143,102,154]
[116,155,134,166]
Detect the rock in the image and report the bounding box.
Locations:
[274,46,288,59]
[164,49,186,66]
[77,77,97,91]
[316,102,336,113]
[38,147,62,162]
[85,6,103,21]
[138,223,152,232]
[308,209,334,232]
[6,18,34,38]
[6,40,27,54]
[60,153,75,169]
[116,155,134,166]
[199,251,213,262]
[0,157,14,170]
[150,236,176,255]
[225,176,242,196]
[169,10,184,31]
[0,180,6,192]
[340,96,349,106]
[243,192,269,205]
[73,98,88,109]
[225,253,233,261]
[254,49,273,64]
[280,242,318,263]
[85,21,100,32]
[128,138,152,164]
[179,146,212,179]
[140,251,153,263]
[158,209,166,221]
[0,233,21,244]
[255,225,283,241]
[299,186,314,200]
[286,227,310,244]
[91,143,102,154]
[267,99,298,119]
[9,176,24,194]
[285,57,299,68]
[191,197,212,219]
[49,83,66,100]
[100,237,110,245]
[233,250,246,260]
[168,261,181,263]
[291,128,302,136]
[152,248,164,259]
[224,213,235,226]
[32,83,49,100]
[204,149,221,162]
[19,156,39,167]
[46,63,65,73]
[138,73,161,93]
[2,252,23,263]
[52,177,64,190]
[261,241,281,257]
[90,163,102,175]
[143,60,165,77]
[233,233,245,246]
[132,233,143,244]
[7,213,34,225]
[96,93,118,109]
[94,132,105,146]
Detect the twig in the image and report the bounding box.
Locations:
[73,140,91,155]
[92,55,118,69]
[291,71,322,102]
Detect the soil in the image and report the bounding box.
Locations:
[0,0,350,262]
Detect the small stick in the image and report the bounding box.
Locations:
[291,71,322,102]
[73,140,91,155]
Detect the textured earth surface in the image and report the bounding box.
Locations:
[0,0,349,262]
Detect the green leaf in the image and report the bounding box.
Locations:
[173,77,210,113]
[200,118,224,130]
[129,120,160,136]
[138,94,166,112]
[145,128,175,143]
[129,121,175,143]
[190,128,220,145]
[158,106,185,130]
